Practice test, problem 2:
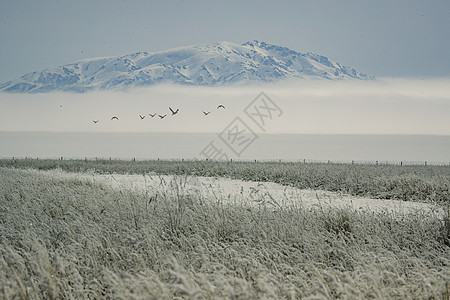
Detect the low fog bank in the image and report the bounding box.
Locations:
[0,78,449,135]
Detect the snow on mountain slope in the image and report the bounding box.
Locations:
[0,41,372,93]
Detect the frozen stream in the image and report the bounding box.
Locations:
[24,168,445,218]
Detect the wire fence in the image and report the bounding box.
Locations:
[1,156,449,166]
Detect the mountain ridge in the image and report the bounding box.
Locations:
[0,40,372,93]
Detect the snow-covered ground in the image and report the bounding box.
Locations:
[27,168,445,218]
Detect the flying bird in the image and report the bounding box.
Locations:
[149,113,156,117]
[158,114,167,119]
[217,105,225,109]
[111,116,119,120]
[203,111,210,116]
[139,115,145,120]
[93,120,99,124]
[169,107,179,115]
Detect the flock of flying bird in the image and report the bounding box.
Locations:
[92,104,226,124]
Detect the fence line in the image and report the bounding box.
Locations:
[1,156,449,166]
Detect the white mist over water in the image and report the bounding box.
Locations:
[0,78,449,135]
[0,78,449,162]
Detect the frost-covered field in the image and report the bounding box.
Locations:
[1,163,449,299]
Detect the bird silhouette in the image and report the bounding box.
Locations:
[203,111,210,116]
[139,115,145,120]
[111,116,119,120]
[93,120,99,123]
[169,107,179,115]
[158,114,167,119]
[149,113,156,117]
[217,105,225,109]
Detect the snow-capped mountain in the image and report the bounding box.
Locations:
[0,41,372,93]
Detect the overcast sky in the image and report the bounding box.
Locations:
[1,0,450,83]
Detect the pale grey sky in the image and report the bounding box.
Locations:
[1,0,450,83]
